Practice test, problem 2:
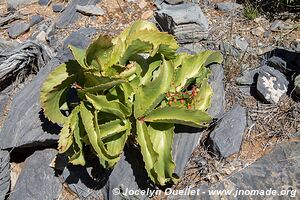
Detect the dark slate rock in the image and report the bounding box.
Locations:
[236,68,260,86]
[208,64,225,118]
[267,56,287,74]
[30,15,44,27]
[181,42,206,53]
[0,150,10,200]
[295,74,300,96]
[164,0,184,4]
[52,4,64,13]
[103,146,153,200]
[76,5,105,16]
[9,149,62,200]
[257,65,288,104]
[62,163,104,199]
[219,42,240,59]
[291,40,300,52]
[38,0,50,6]
[172,128,204,177]
[208,104,246,158]
[216,2,243,12]
[8,22,30,39]
[175,141,300,200]
[155,3,208,43]
[0,92,8,117]
[266,48,300,72]
[0,28,97,150]
[0,58,61,150]
[176,47,196,55]
[7,0,38,10]
[56,0,100,28]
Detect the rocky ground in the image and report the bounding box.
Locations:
[0,0,299,200]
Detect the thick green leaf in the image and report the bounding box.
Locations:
[69,109,86,166]
[174,51,222,91]
[144,107,212,128]
[136,121,158,182]
[80,73,125,94]
[80,103,121,166]
[40,61,81,124]
[148,123,177,185]
[58,106,86,165]
[86,35,113,71]
[108,20,177,67]
[104,123,131,167]
[126,30,178,58]
[100,119,130,141]
[86,93,130,119]
[58,116,73,154]
[194,78,213,111]
[69,45,88,69]
[134,58,174,118]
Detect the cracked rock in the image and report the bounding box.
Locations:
[155,3,208,43]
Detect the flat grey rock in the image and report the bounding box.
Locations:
[208,104,247,158]
[295,74,300,96]
[257,65,288,104]
[30,15,44,27]
[0,39,18,52]
[62,163,104,199]
[0,29,97,150]
[8,22,30,39]
[234,36,249,51]
[173,128,204,177]
[173,141,300,200]
[219,42,240,59]
[56,0,100,28]
[0,58,61,150]
[103,146,153,200]
[216,2,243,12]
[9,149,62,200]
[236,67,260,86]
[181,42,206,53]
[208,64,225,118]
[155,3,208,43]
[0,150,10,200]
[52,4,64,13]
[164,0,184,4]
[38,0,50,6]
[7,0,38,10]
[76,5,105,16]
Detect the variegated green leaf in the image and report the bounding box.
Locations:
[144,107,212,128]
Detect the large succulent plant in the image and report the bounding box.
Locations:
[40,20,222,186]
